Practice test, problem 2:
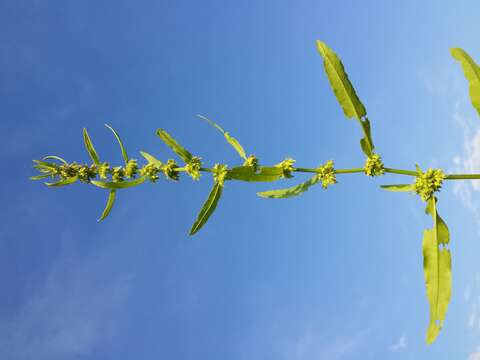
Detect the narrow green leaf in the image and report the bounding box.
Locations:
[316,40,375,156]
[82,128,100,165]
[43,155,68,165]
[359,118,374,156]
[189,182,223,235]
[197,114,247,160]
[156,129,192,163]
[98,190,116,221]
[380,184,415,192]
[197,114,225,132]
[257,173,321,199]
[105,124,129,165]
[316,40,366,120]
[91,176,146,189]
[226,166,284,182]
[33,160,57,169]
[29,174,53,180]
[45,177,78,187]
[423,197,452,344]
[140,151,162,166]
[451,48,480,116]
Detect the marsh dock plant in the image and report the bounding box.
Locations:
[31,40,480,345]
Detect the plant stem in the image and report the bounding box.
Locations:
[335,168,365,174]
[445,174,480,180]
[384,168,418,176]
[162,165,480,180]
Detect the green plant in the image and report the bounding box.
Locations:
[31,40,480,345]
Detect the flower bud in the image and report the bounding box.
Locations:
[415,168,445,201]
[364,154,385,177]
[186,156,202,181]
[318,160,336,188]
[162,159,179,181]
[243,155,259,172]
[277,158,295,178]
[213,164,228,186]
[125,159,138,179]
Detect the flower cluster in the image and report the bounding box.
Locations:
[364,154,385,177]
[98,162,110,179]
[111,166,125,182]
[243,155,259,172]
[276,158,295,178]
[140,163,161,182]
[56,163,97,183]
[125,159,138,178]
[186,156,202,181]
[213,164,228,186]
[317,160,336,188]
[163,159,180,181]
[414,168,445,201]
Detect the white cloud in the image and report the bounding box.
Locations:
[469,350,480,360]
[450,98,480,223]
[466,285,472,302]
[0,250,131,360]
[291,328,369,360]
[469,306,478,329]
[389,335,407,352]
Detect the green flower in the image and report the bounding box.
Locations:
[125,159,138,178]
[59,162,80,179]
[98,162,110,179]
[186,156,202,181]
[140,163,160,182]
[317,160,336,189]
[364,154,385,177]
[415,168,445,201]
[111,166,125,183]
[243,155,259,172]
[77,164,97,183]
[163,159,179,181]
[213,164,228,186]
[276,158,295,178]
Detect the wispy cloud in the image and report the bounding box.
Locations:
[450,98,480,224]
[288,328,369,360]
[0,249,131,360]
[468,349,480,360]
[389,335,407,352]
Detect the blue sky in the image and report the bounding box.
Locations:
[2,0,480,359]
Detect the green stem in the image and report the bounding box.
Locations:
[445,174,480,180]
[335,168,365,174]
[384,168,419,176]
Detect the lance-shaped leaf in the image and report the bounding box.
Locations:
[105,124,129,165]
[359,118,374,157]
[316,40,375,156]
[29,174,53,180]
[156,129,193,163]
[33,160,57,170]
[423,196,452,344]
[45,177,78,187]
[140,151,162,166]
[197,114,247,160]
[451,48,480,116]
[257,173,321,199]
[98,190,116,221]
[380,184,415,192]
[82,129,100,165]
[189,182,223,235]
[316,40,366,120]
[91,176,146,190]
[43,155,68,165]
[226,166,284,182]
